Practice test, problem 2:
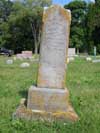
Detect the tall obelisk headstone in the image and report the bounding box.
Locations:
[27,5,78,121]
[15,5,78,121]
[37,5,70,89]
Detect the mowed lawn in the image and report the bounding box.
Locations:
[0,56,100,133]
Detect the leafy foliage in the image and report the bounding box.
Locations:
[87,0,100,54]
[0,0,51,54]
[64,1,88,54]
[0,0,13,22]
[0,0,100,54]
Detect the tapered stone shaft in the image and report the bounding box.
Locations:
[37,5,71,89]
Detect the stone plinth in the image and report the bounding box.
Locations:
[14,86,78,122]
[27,86,69,112]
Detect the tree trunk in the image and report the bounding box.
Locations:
[30,20,42,55]
[34,41,38,55]
[77,48,79,55]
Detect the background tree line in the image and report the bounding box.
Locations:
[64,0,100,54]
[0,0,100,54]
[0,0,51,54]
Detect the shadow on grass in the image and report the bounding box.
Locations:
[19,90,28,99]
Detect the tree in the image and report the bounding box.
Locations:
[0,0,13,22]
[10,0,43,54]
[87,0,100,54]
[64,0,88,54]
[0,0,52,54]
[0,0,13,47]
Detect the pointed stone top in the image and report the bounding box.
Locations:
[43,5,71,23]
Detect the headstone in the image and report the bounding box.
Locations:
[68,48,75,57]
[86,57,92,61]
[14,5,78,122]
[20,62,30,68]
[37,6,71,89]
[16,54,23,60]
[94,46,96,59]
[6,59,13,64]
[16,51,32,59]
[22,51,32,59]
[92,59,100,63]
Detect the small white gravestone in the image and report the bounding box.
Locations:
[92,59,100,63]
[6,59,13,64]
[22,51,32,59]
[68,48,75,57]
[20,62,30,68]
[86,57,92,61]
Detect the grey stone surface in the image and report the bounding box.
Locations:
[38,5,71,89]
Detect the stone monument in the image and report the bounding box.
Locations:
[14,5,78,121]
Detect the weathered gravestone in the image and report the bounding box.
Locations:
[14,5,78,121]
[68,48,76,57]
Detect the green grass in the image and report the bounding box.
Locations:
[0,56,100,133]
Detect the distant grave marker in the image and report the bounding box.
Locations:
[68,48,75,57]
[6,59,13,64]
[20,62,30,68]
[16,51,32,59]
[94,46,96,59]
[92,59,100,63]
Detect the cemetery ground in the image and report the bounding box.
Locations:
[0,56,100,133]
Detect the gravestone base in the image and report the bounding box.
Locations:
[14,86,78,122]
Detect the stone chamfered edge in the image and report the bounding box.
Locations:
[13,86,78,122]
